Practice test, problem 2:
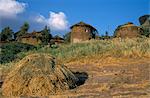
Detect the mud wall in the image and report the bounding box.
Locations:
[71,26,93,43]
[115,26,143,38]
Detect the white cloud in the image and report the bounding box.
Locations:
[48,12,69,31]
[35,14,46,24]
[0,0,69,32]
[0,0,26,17]
[35,12,69,31]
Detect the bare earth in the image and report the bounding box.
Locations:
[49,58,150,98]
[0,58,150,98]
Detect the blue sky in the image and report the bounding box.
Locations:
[0,0,149,36]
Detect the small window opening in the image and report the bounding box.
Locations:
[85,29,89,32]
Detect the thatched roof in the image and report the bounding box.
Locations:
[32,31,41,35]
[20,33,34,38]
[51,35,64,43]
[117,22,140,30]
[139,15,150,25]
[52,35,64,40]
[20,31,41,38]
[141,18,150,27]
[70,21,97,31]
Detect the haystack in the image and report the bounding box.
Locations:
[2,53,78,97]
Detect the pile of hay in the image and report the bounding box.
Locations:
[2,53,78,97]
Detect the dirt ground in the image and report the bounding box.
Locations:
[50,58,150,98]
[0,58,150,98]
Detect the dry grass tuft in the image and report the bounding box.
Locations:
[40,38,150,64]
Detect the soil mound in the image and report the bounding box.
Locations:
[2,53,78,97]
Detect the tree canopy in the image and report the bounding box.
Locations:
[41,26,52,44]
[0,27,14,41]
[15,22,29,39]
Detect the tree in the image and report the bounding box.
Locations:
[63,32,71,43]
[105,31,110,39]
[141,27,150,37]
[105,31,108,37]
[15,22,29,38]
[41,26,52,44]
[20,22,29,33]
[0,27,14,41]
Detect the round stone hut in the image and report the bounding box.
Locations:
[139,15,150,37]
[70,21,98,43]
[139,15,150,26]
[114,22,143,38]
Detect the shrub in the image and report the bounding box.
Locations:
[0,42,35,64]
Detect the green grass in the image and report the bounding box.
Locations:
[15,38,150,64]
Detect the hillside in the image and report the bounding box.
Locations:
[21,38,150,64]
[0,38,150,97]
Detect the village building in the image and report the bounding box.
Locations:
[114,22,143,38]
[139,15,150,27]
[50,35,64,44]
[70,21,98,43]
[17,31,42,45]
[139,15,150,37]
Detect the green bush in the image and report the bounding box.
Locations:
[0,42,35,64]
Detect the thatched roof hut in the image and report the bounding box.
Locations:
[70,21,98,43]
[114,22,143,38]
[139,15,150,37]
[139,15,150,26]
[17,31,42,45]
[50,35,64,44]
